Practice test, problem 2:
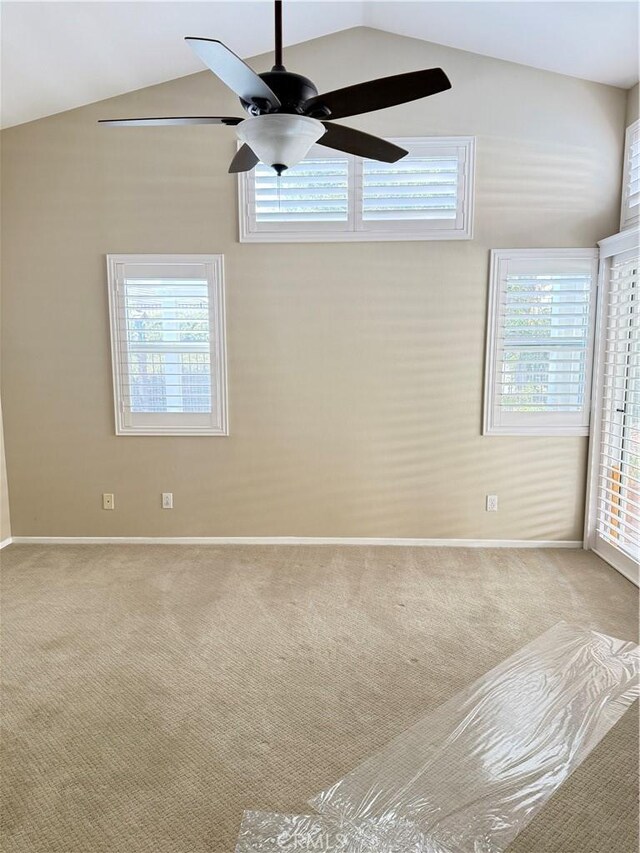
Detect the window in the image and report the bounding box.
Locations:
[107,254,228,435]
[620,119,639,230]
[585,229,639,583]
[238,137,475,242]
[484,249,599,436]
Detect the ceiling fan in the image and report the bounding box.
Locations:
[100,0,451,175]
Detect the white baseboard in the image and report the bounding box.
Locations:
[9,536,583,548]
[0,537,13,550]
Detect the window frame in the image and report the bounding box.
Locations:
[106,253,228,437]
[620,119,639,231]
[483,248,599,437]
[584,226,640,584]
[237,136,475,243]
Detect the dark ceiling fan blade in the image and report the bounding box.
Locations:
[228,144,259,173]
[304,68,451,121]
[185,38,281,108]
[319,122,407,163]
[98,116,243,127]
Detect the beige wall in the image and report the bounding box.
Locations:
[626,83,639,126]
[0,28,627,539]
[0,400,10,541]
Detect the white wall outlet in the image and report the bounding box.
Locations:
[486,494,498,512]
[162,492,173,509]
[102,493,115,510]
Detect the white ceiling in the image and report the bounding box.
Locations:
[1,1,638,129]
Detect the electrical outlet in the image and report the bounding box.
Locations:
[102,493,115,510]
[486,494,498,512]
[162,492,173,509]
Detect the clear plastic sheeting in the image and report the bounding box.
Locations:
[234,812,432,852]
[236,623,639,853]
[310,623,639,851]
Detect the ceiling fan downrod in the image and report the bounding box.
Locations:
[274,0,284,71]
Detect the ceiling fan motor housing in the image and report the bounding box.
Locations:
[241,70,326,116]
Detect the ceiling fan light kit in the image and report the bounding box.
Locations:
[236,114,326,174]
[99,0,451,175]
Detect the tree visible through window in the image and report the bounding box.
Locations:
[484,250,599,436]
[107,255,227,435]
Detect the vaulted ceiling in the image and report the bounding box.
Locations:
[2,1,638,129]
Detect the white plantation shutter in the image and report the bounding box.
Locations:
[238,136,475,242]
[107,255,228,435]
[252,157,349,227]
[361,156,458,222]
[484,250,598,436]
[620,120,640,230]
[358,139,473,235]
[588,231,639,582]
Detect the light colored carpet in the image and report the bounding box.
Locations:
[0,544,638,853]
